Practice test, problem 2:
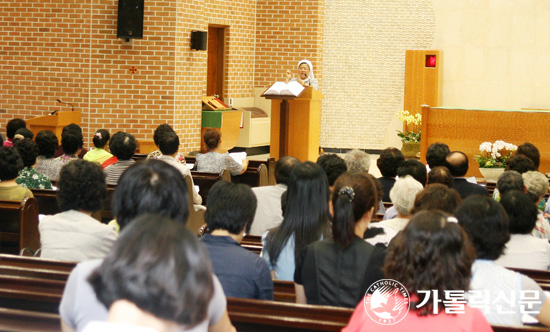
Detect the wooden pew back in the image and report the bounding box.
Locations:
[0,254,76,273]
[184,175,205,234]
[0,198,40,255]
[30,189,60,216]
[191,169,231,205]
[0,308,60,332]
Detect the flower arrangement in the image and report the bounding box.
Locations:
[396,110,421,143]
[474,140,517,168]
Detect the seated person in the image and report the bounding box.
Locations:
[85,215,235,332]
[3,118,26,147]
[262,162,331,281]
[83,129,113,165]
[295,172,386,308]
[344,149,370,174]
[54,124,88,159]
[201,181,273,300]
[506,155,536,174]
[343,210,492,332]
[516,142,540,171]
[157,131,201,205]
[376,148,404,202]
[457,195,550,327]
[366,175,423,246]
[383,159,427,220]
[196,129,247,176]
[56,129,83,164]
[523,171,550,239]
[0,147,33,200]
[411,183,462,215]
[445,151,488,199]
[496,190,550,270]
[425,142,450,171]
[35,130,63,181]
[146,123,186,163]
[60,160,235,332]
[13,127,34,142]
[249,156,300,236]
[14,138,52,189]
[104,132,136,185]
[39,160,117,261]
[427,166,453,188]
[316,153,347,193]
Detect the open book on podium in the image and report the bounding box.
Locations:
[262,84,323,162]
[261,81,305,98]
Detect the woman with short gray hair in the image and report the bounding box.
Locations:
[365,175,423,246]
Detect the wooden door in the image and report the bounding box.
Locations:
[207,26,225,99]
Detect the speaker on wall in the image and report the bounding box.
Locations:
[191,30,207,51]
[117,0,144,39]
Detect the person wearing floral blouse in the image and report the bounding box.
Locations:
[14,138,52,190]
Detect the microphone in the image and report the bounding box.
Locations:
[50,110,58,115]
[57,99,75,112]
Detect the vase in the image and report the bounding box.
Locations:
[478,167,505,182]
[401,141,420,158]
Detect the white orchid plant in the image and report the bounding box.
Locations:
[396,110,421,143]
[474,140,517,168]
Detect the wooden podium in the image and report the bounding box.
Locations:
[26,111,81,138]
[265,87,323,162]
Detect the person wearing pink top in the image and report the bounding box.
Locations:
[343,211,492,332]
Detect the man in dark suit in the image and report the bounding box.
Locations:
[446,151,489,199]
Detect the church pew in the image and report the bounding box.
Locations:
[0,265,70,281]
[241,235,263,255]
[187,155,271,188]
[226,298,549,332]
[0,273,547,332]
[31,186,116,224]
[0,286,61,313]
[99,184,117,223]
[0,198,40,255]
[191,169,231,205]
[231,162,269,188]
[184,175,206,234]
[274,280,295,302]
[511,268,550,291]
[226,297,352,332]
[0,308,60,332]
[30,189,60,216]
[0,254,76,273]
[0,275,65,295]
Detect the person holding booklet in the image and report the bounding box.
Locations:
[196,128,248,176]
[286,59,319,90]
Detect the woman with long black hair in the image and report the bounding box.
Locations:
[262,161,330,281]
[294,172,386,307]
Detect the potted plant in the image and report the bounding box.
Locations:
[397,110,421,157]
[474,140,517,181]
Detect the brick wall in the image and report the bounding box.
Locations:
[254,0,325,89]
[1,0,257,153]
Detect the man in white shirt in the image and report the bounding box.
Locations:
[157,131,202,205]
[249,156,300,236]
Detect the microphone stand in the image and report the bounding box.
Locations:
[56,99,75,112]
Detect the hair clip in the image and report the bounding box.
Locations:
[338,186,355,202]
[447,216,458,223]
[94,132,102,139]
